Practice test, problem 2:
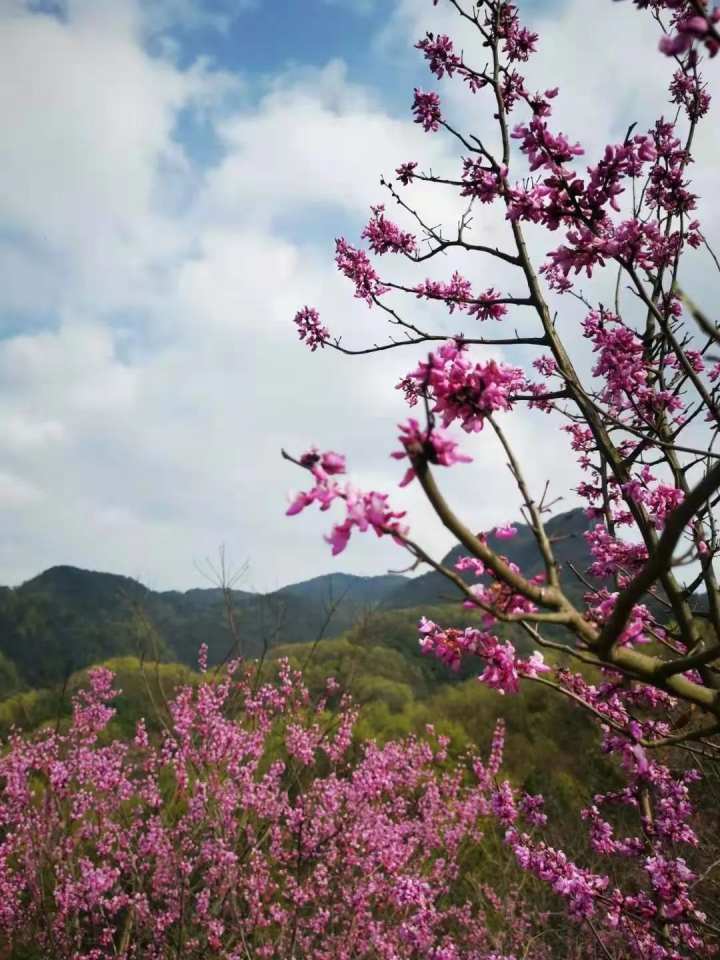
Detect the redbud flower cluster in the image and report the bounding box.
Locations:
[0,664,554,959]
[287,448,408,555]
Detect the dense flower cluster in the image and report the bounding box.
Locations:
[419,617,549,692]
[412,88,443,132]
[631,1,720,57]
[362,204,417,256]
[504,110,703,292]
[460,157,506,203]
[334,237,388,304]
[402,341,527,432]
[294,305,329,351]
[584,524,649,581]
[414,275,509,321]
[0,664,558,960]
[416,32,462,79]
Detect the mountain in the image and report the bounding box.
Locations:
[0,508,594,689]
[20,565,149,612]
[145,572,410,668]
[385,507,594,609]
[0,566,410,687]
[276,572,406,606]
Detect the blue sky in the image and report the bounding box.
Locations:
[168,2,384,74]
[0,0,714,592]
[164,0,436,177]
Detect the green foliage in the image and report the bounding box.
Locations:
[0,552,617,824]
[0,651,20,698]
[0,567,419,687]
[0,585,168,688]
[0,686,62,737]
[0,509,596,690]
[0,657,198,739]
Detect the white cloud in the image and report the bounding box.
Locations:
[0,0,716,592]
[0,1,466,588]
[198,59,453,231]
[0,471,44,507]
[0,0,232,316]
[141,0,259,35]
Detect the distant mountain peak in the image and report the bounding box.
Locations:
[386,506,593,610]
[20,565,148,611]
[2,507,595,686]
[25,564,144,584]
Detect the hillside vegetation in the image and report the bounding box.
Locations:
[0,507,593,690]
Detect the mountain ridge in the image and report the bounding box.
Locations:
[385,507,594,609]
[0,508,593,688]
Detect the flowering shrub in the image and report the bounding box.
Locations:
[3,659,717,958]
[0,661,563,959]
[287,1,720,956]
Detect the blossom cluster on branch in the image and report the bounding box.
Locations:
[287,0,720,954]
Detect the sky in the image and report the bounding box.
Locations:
[1,0,718,593]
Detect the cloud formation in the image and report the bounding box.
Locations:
[0,0,716,591]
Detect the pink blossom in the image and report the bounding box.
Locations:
[499,3,539,61]
[294,305,329,351]
[362,204,416,256]
[396,161,418,185]
[197,642,208,673]
[415,32,461,79]
[519,651,551,679]
[414,271,471,313]
[392,418,472,486]
[281,3,720,953]
[461,157,506,203]
[299,447,347,479]
[511,117,583,173]
[455,555,486,577]
[405,340,527,433]
[334,237,388,304]
[0,663,540,958]
[412,88,442,132]
[419,619,545,696]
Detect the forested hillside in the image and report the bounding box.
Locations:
[0,506,596,777]
[0,507,592,692]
